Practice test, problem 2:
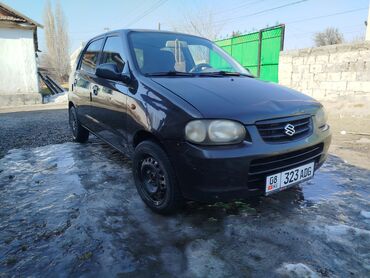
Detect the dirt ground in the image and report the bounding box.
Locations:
[322,95,370,170]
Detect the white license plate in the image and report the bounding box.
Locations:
[265,162,315,195]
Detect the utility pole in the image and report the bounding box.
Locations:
[366,3,370,41]
[158,22,161,30]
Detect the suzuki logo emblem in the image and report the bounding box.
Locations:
[284,123,295,136]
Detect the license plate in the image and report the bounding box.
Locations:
[265,162,315,195]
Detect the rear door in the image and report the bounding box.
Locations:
[92,35,129,150]
[73,38,104,129]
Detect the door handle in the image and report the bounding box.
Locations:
[92,85,99,96]
[74,78,78,86]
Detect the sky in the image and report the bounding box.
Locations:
[2,0,369,54]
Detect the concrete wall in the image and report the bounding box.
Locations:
[0,26,41,107]
[279,42,370,99]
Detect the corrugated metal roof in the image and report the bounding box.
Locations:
[0,2,43,28]
[0,15,27,22]
[0,2,43,52]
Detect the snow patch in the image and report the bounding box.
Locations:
[160,246,185,274]
[44,91,68,104]
[325,224,370,238]
[360,210,370,219]
[276,263,318,278]
[312,224,370,248]
[185,239,230,278]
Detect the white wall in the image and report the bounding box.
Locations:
[0,27,39,95]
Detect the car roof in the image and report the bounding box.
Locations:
[89,29,208,42]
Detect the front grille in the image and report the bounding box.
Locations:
[256,115,312,143]
[247,143,324,191]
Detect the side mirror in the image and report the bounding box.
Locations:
[96,63,130,84]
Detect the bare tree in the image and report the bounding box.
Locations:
[43,1,56,67]
[168,7,221,67]
[171,7,221,40]
[42,0,70,82]
[314,27,344,47]
[231,30,242,37]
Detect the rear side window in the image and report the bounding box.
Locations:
[101,36,126,72]
[80,38,104,73]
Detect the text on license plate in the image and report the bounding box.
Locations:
[265,162,315,195]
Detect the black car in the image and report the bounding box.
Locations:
[68,29,331,213]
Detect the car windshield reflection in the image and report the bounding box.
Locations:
[129,31,252,76]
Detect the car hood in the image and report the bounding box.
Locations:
[151,77,321,124]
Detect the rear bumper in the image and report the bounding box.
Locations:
[164,125,332,202]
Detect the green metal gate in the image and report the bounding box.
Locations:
[213,25,285,83]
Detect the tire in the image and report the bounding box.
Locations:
[133,140,184,214]
[69,106,89,143]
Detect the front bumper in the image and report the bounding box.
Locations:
[164,124,332,202]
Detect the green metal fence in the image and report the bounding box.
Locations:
[213,25,285,83]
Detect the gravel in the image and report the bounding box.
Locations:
[0,108,71,158]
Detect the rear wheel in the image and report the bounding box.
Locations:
[133,140,184,214]
[69,106,89,143]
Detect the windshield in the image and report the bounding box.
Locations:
[128,31,251,76]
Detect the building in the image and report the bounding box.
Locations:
[70,44,84,72]
[367,4,370,41]
[68,44,84,91]
[0,2,43,107]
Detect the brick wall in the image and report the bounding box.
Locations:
[279,42,370,99]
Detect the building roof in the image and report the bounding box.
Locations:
[0,2,43,28]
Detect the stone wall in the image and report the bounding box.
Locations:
[279,42,370,99]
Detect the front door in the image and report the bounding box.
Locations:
[91,35,129,151]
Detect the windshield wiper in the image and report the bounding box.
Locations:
[145,71,195,77]
[145,70,254,78]
[197,71,254,77]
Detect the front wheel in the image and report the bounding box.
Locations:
[69,106,89,143]
[133,140,184,214]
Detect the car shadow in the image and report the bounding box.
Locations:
[82,136,312,219]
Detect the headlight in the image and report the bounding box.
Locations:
[185,120,247,145]
[185,120,207,143]
[315,107,328,130]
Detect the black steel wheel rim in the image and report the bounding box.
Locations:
[69,109,77,136]
[139,156,167,206]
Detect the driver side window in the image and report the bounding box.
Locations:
[101,36,126,72]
